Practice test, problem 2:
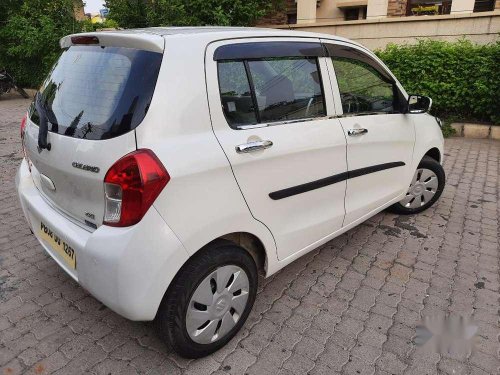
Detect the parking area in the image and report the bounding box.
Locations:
[0,95,499,375]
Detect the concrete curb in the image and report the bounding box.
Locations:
[451,123,500,140]
[24,88,37,98]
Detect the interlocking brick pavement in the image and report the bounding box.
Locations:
[1,95,499,374]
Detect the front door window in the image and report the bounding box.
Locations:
[328,44,406,115]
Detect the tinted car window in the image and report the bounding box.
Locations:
[329,45,405,115]
[217,54,325,128]
[30,46,162,140]
[217,61,257,127]
[248,58,325,123]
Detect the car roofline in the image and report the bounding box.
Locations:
[60,27,370,55]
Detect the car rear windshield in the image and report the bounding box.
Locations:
[29,45,162,140]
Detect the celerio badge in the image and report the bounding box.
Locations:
[72,162,100,173]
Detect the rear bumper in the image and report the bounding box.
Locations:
[16,159,189,321]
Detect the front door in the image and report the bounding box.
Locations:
[323,41,415,225]
[206,38,347,261]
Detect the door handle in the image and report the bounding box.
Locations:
[236,140,273,153]
[347,128,368,136]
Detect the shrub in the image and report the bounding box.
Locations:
[375,39,500,125]
[81,19,120,32]
[441,121,457,138]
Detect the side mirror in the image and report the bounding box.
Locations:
[407,94,432,114]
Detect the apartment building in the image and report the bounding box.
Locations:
[261,0,498,24]
[257,0,499,48]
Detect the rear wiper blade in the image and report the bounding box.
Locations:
[35,92,52,151]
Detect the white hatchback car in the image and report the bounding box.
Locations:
[16,27,445,358]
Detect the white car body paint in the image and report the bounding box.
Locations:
[16,27,444,321]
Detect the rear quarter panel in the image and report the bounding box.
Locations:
[135,34,277,269]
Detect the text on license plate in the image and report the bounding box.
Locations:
[39,221,76,269]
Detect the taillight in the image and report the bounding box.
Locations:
[103,149,170,227]
[71,35,99,45]
[20,113,27,139]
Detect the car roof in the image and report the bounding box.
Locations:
[133,26,340,37]
[61,27,369,54]
[105,26,365,48]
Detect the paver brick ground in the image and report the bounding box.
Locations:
[1,95,499,374]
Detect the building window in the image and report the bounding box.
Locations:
[344,6,367,21]
[406,0,452,15]
[473,0,495,11]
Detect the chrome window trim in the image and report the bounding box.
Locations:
[335,111,402,118]
[234,112,397,130]
[235,116,330,130]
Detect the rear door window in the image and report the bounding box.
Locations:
[218,61,258,126]
[248,58,325,123]
[216,44,326,129]
[30,46,162,140]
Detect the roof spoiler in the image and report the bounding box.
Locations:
[60,32,164,53]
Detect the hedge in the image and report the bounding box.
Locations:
[375,39,500,125]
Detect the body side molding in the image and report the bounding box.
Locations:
[269,161,405,200]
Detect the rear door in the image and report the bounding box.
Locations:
[323,41,415,225]
[23,34,163,229]
[206,38,347,261]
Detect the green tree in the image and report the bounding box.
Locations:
[104,0,149,28]
[0,0,22,24]
[0,0,283,87]
[105,0,283,28]
[0,0,81,88]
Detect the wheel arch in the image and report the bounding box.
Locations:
[424,147,441,163]
[155,231,269,320]
[218,232,267,275]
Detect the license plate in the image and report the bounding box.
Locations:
[39,221,76,269]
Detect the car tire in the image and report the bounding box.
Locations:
[156,239,258,358]
[387,155,445,215]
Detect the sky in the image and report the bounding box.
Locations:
[84,0,106,14]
